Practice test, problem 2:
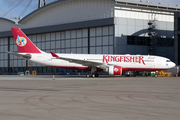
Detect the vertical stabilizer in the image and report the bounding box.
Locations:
[11,28,42,53]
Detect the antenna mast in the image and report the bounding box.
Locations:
[38,0,46,8]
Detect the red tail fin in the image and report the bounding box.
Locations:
[11,28,42,53]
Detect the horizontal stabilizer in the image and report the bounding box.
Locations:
[7,52,31,60]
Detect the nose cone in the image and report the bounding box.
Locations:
[172,62,176,68]
[170,62,176,68]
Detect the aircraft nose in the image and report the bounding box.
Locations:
[171,62,176,68]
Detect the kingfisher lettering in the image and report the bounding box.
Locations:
[103,55,146,65]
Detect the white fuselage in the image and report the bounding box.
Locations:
[27,53,175,71]
[10,28,176,74]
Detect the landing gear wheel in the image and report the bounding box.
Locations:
[86,74,90,78]
[92,74,95,78]
[95,73,99,77]
[87,73,99,78]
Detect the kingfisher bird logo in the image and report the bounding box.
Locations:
[114,68,119,72]
[16,35,27,46]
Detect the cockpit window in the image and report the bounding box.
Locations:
[166,60,171,62]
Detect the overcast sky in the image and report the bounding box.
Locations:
[0,0,179,19]
[0,0,56,19]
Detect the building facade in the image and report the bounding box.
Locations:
[0,0,179,75]
[174,12,180,65]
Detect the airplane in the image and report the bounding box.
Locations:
[8,28,176,77]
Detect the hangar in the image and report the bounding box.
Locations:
[0,0,179,75]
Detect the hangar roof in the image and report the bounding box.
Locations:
[19,0,71,24]
[1,0,180,26]
[19,0,180,24]
[115,0,180,12]
[0,17,16,24]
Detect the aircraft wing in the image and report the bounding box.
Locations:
[7,52,31,60]
[50,52,108,69]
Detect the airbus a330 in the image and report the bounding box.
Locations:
[8,28,176,77]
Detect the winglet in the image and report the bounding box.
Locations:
[50,52,59,57]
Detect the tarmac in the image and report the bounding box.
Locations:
[0,75,179,120]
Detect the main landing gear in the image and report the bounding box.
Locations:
[86,67,99,78]
[86,73,99,78]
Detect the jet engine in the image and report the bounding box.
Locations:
[104,66,122,75]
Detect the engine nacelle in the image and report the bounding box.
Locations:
[108,66,122,75]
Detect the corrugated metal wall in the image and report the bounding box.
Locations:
[0,20,17,32]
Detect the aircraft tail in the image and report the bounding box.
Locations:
[11,28,43,53]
